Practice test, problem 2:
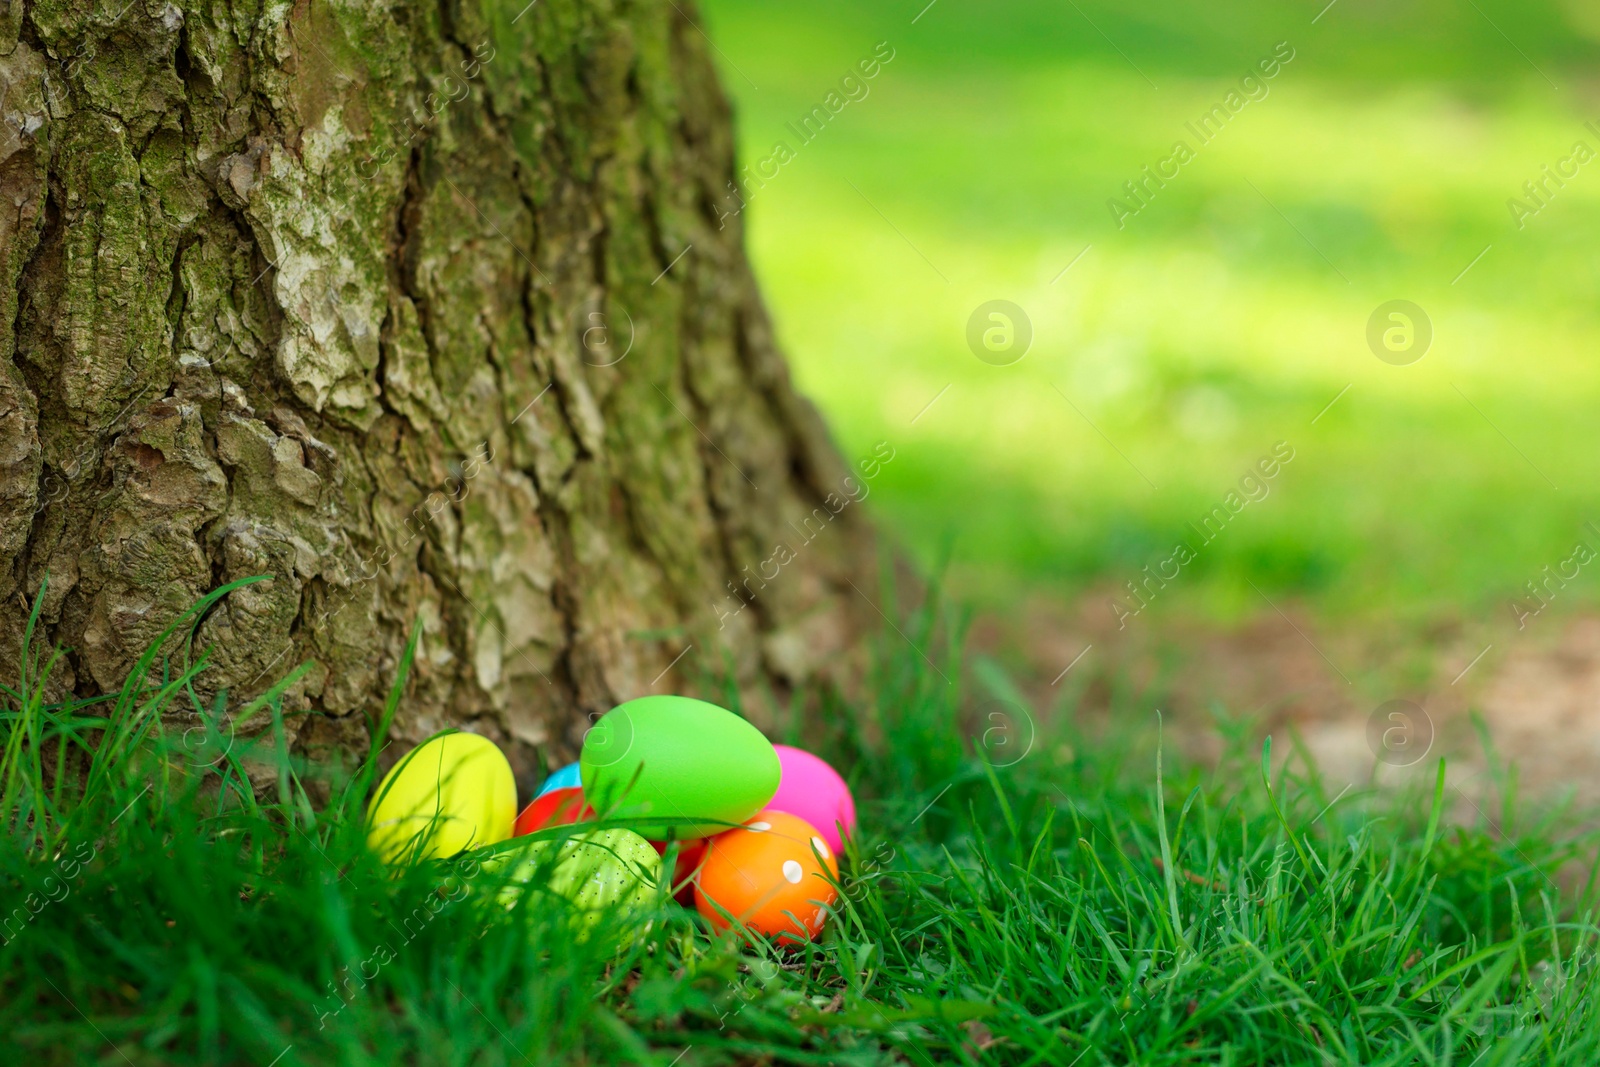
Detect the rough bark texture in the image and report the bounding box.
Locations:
[0,0,877,783]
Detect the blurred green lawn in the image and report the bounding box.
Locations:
[699,0,1600,635]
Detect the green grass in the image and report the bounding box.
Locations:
[697,0,1600,635]
[5,583,1600,1064]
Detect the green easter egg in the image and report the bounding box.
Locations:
[580,695,779,839]
[486,829,662,939]
[366,732,516,864]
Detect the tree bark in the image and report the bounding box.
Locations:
[0,0,877,781]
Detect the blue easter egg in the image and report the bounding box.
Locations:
[536,761,582,798]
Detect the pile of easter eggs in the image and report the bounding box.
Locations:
[365,695,856,944]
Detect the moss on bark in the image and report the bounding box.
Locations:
[0,0,875,784]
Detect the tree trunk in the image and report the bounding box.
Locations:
[0,0,878,782]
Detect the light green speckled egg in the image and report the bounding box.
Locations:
[486,828,662,941]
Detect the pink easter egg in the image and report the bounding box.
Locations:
[768,744,856,853]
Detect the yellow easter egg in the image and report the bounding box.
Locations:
[366,732,516,863]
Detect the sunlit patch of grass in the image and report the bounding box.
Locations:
[701,0,1600,639]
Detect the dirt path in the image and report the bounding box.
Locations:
[970,594,1600,812]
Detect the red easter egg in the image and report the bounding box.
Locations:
[512,787,594,837]
[694,810,838,943]
[650,838,708,904]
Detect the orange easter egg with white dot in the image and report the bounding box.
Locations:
[694,810,838,943]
